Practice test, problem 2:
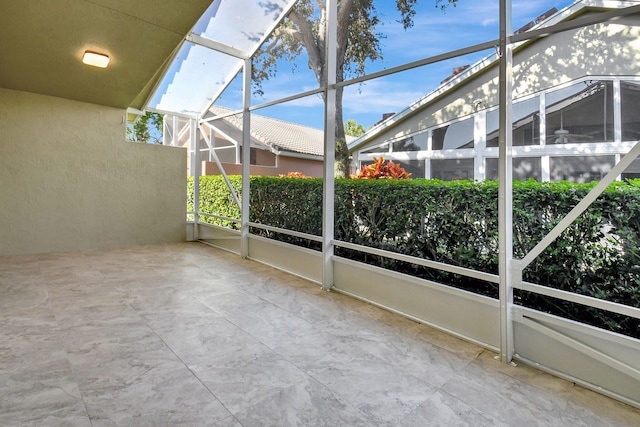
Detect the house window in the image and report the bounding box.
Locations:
[486,157,541,181]
[431,158,474,180]
[621,81,640,142]
[622,158,640,180]
[392,134,427,152]
[210,146,235,163]
[362,142,389,154]
[545,81,614,144]
[550,155,615,182]
[432,117,474,150]
[486,97,540,147]
[213,132,234,148]
[248,147,276,167]
[396,159,425,178]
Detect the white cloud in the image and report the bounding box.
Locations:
[482,17,498,26]
[344,82,422,114]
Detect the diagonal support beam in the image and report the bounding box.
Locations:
[518,140,640,270]
[198,124,242,210]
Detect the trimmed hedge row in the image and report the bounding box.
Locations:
[188,175,241,228]
[189,175,640,338]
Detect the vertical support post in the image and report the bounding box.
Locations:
[475,110,487,181]
[540,95,551,182]
[241,58,252,258]
[498,0,515,363]
[614,80,622,144]
[172,115,178,146]
[426,131,433,179]
[163,115,170,146]
[322,0,337,291]
[191,118,201,241]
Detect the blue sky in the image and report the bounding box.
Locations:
[216,0,576,130]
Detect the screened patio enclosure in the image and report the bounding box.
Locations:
[145,0,640,409]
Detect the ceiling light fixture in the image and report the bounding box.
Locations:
[82,51,110,68]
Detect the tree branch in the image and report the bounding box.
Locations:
[336,0,355,79]
[288,8,324,84]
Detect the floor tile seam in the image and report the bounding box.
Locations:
[218,313,320,371]
[140,321,237,424]
[446,347,491,372]
[454,360,569,414]
[242,330,425,426]
[438,370,574,426]
[473,350,548,381]
[316,376,430,427]
[248,369,377,425]
[213,312,371,409]
[387,386,449,427]
[562,386,640,422]
[74,373,95,427]
[46,324,98,427]
[432,386,508,426]
[222,283,475,384]
[307,375,383,426]
[182,293,237,318]
[558,392,621,426]
[468,353,576,411]
[461,352,534,389]
[235,282,392,344]
[180,333,366,425]
[435,378,527,426]
[224,283,340,330]
[408,328,488,359]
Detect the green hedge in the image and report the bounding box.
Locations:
[188,175,241,228]
[190,175,640,338]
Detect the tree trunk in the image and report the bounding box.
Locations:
[334,84,349,178]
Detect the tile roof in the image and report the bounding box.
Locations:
[208,105,325,157]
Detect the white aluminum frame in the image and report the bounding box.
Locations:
[181,0,640,408]
[356,76,640,182]
[322,0,338,291]
[497,0,515,363]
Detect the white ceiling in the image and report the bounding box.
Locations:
[0,0,214,109]
[0,0,298,117]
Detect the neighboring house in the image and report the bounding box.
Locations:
[166,105,341,177]
[349,0,640,182]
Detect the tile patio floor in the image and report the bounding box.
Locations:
[1,242,639,426]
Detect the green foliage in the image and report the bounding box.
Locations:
[127,112,163,144]
[191,176,640,338]
[249,176,324,248]
[189,175,323,246]
[514,180,640,336]
[188,176,242,229]
[344,119,368,137]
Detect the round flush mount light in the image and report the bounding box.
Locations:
[82,51,110,68]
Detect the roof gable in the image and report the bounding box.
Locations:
[348,0,640,153]
[207,106,326,157]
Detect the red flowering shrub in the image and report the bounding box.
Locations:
[350,156,411,179]
[279,171,312,178]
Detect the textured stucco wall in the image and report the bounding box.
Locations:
[0,88,186,256]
